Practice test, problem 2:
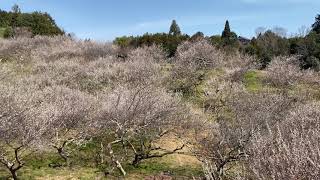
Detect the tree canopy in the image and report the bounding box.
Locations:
[312,14,320,34]
[169,20,181,36]
[0,4,64,38]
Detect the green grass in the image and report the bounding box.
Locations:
[186,68,226,105]
[0,157,202,179]
[0,143,202,179]
[0,27,6,38]
[125,155,203,178]
[243,70,264,92]
[0,167,104,180]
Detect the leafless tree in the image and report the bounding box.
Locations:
[196,83,299,179]
[255,27,267,37]
[174,40,225,70]
[247,102,320,179]
[94,85,187,176]
[297,25,311,38]
[40,86,98,166]
[272,26,288,38]
[0,84,49,180]
[265,56,302,87]
[1,35,319,180]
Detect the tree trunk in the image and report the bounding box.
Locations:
[107,140,126,176]
[57,147,70,166]
[214,162,225,180]
[100,142,105,164]
[8,146,23,180]
[132,154,143,167]
[53,141,70,167]
[10,169,18,180]
[115,160,126,176]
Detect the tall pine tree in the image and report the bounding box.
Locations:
[220,20,239,50]
[169,20,181,36]
[222,20,231,38]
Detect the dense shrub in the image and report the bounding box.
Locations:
[265,56,303,87]
[247,102,320,179]
[114,33,190,57]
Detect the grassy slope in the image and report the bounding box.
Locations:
[0,59,202,180]
[0,136,202,179]
[0,152,202,180]
[2,58,318,179]
[243,70,265,92]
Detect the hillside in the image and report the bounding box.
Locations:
[1,3,320,180]
[0,36,320,179]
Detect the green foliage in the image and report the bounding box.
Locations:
[0,27,6,38]
[312,14,320,34]
[244,30,290,68]
[243,42,257,56]
[302,56,320,71]
[3,26,13,38]
[289,37,302,54]
[190,31,205,42]
[169,69,206,99]
[299,32,320,70]
[169,20,181,36]
[0,137,202,179]
[0,10,10,27]
[114,33,189,57]
[222,20,231,39]
[243,70,264,92]
[240,14,320,71]
[113,19,189,57]
[220,20,240,50]
[0,5,64,38]
[16,12,64,36]
[10,4,20,28]
[113,14,320,71]
[210,35,222,46]
[113,36,133,48]
[127,160,203,177]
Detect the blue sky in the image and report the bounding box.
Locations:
[1,0,319,41]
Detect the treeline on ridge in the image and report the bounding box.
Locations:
[114,16,320,71]
[0,4,64,38]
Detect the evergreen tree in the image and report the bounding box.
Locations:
[222,20,231,38]
[312,14,320,34]
[220,20,239,49]
[190,31,204,42]
[10,4,21,28]
[169,20,181,36]
[0,5,64,37]
[297,31,320,71]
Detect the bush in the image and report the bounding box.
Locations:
[3,26,14,38]
[265,56,302,87]
[247,102,320,179]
